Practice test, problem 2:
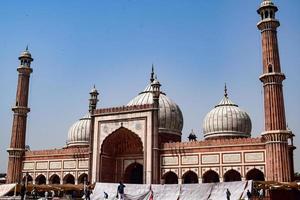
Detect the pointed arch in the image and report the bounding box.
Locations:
[182,170,198,184]
[22,175,33,184]
[223,169,241,182]
[162,171,178,184]
[63,174,75,184]
[78,173,88,184]
[246,168,265,181]
[100,127,144,183]
[202,170,220,183]
[35,174,46,185]
[124,162,143,184]
[49,174,61,184]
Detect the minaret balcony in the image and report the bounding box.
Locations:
[259,72,285,85]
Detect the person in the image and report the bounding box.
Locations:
[31,187,37,199]
[117,182,126,200]
[226,188,231,200]
[258,189,264,200]
[246,189,252,200]
[45,191,49,200]
[104,191,108,199]
[85,187,91,200]
[20,183,26,200]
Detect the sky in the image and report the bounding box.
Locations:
[0,0,299,173]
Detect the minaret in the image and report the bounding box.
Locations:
[6,47,33,183]
[257,0,292,182]
[88,85,99,183]
[151,76,160,184]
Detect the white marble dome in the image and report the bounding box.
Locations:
[67,113,91,147]
[127,83,183,136]
[203,93,252,139]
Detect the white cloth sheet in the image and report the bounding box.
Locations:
[91,181,253,200]
[179,183,214,200]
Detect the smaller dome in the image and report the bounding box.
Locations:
[90,85,98,94]
[19,46,32,59]
[261,0,274,7]
[203,90,252,140]
[67,113,91,147]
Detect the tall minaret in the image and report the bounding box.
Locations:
[6,47,33,183]
[151,76,161,184]
[257,0,292,182]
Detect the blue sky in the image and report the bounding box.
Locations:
[0,0,299,173]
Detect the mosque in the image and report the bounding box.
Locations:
[6,0,296,185]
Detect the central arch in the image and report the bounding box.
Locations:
[100,127,144,183]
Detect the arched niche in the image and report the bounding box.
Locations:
[163,171,178,184]
[246,168,265,181]
[182,170,199,184]
[124,162,143,184]
[63,174,75,184]
[78,173,88,184]
[35,174,46,185]
[202,170,220,183]
[223,169,242,182]
[49,174,60,184]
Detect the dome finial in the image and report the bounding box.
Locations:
[25,45,29,51]
[224,83,228,97]
[150,64,155,83]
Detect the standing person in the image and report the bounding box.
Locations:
[45,191,49,200]
[226,188,231,200]
[117,182,126,200]
[258,189,264,200]
[31,187,37,199]
[85,187,91,200]
[20,183,26,200]
[246,189,252,200]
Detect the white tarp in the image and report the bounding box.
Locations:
[179,183,213,200]
[0,184,16,197]
[91,181,253,200]
[151,184,180,200]
[209,181,250,200]
[90,183,150,200]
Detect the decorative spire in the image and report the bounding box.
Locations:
[224,83,228,97]
[25,45,28,51]
[150,64,155,83]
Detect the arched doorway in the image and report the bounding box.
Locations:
[78,173,88,184]
[49,174,60,184]
[246,169,265,181]
[100,127,143,183]
[35,174,46,185]
[202,170,220,183]
[63,174,75,184]
[124,162,143,184]
[182,171,198,184]
[163,171,178,184]
[224,169,241,182]
[22,175,33,184]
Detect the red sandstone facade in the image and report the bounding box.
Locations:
[6,0,296,185]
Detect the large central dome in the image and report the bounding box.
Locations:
[127,73,183,138]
